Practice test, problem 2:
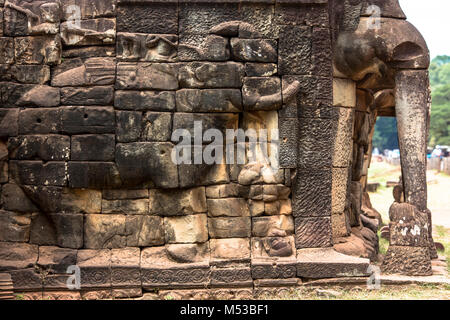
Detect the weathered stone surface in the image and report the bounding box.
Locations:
[0,37,13,64]
[332,167,349,214]
[295,217,333,249]
[230,38,277,63]
[333,107,354,167]
[279,118,298,168]
[208,217,251,239]
[176,89,242,113]
[333,78,356,107]
[62,106,115,134]
[102,198,149,215]
[210,267,253,288]
[111,248,141,288]
[62,0,116,20]
[10,160,66,186]
[276,3,329,27]
[1,184,36,212]
[0,109,19,137]
[179,34,229,61]
[14,35,61,65]
[116,142,178,188]
[52,57,116,87]
[37,246,77,273]
[312,27,332,77]
[242,77,282,111]
[103,189,148,200]
[116,62,179,90]
[141,245,210,289]
[252,236,296,260]
[116,111,142,143]
[253,216,294,238]
[68,162,122,189]
[278,25,311,75]
[149,187,207,216]
[71,134,115,161]
[293,169,332,217]
[0,64,50,84]
[61,18,116,46]
[19,108,60,135]
[50,213,84,249]
[381,246,432,276]
[245,63,278,77]
[297,248,370,279]
[282,75,333,108]
[210,238,251,264]
[0,211,31,242]
[77,249,111,289]
[0,242,38,271]
[179,62,244,88]
[29,212,57,246]
[207,198,250,218]
[63,46,116,59]
[165,214,208,244]
[173,112,239,138]
[61,86,114,105]
[84,214,127,249]
[8,135,70,161]
[125,215,165,247]
[206,184,250,199]
[178,163,229,189]
[117,3,178,34]
[142,112,172,142]
[117,33,178,62]
[61,188,102,214]
[297,118,336,168]
[331,212,351,239]
[115,90,175,111]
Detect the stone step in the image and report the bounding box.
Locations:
[297,248,371,279]
[0,273,14,300]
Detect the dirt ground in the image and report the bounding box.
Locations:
[368,160,450,228]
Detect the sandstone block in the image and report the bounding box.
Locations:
[253,215,294,238]
[71,134,115,161]
[102,199,149,215]
[245,63,278,77]
[14,35,61,65]
[84,214,127,249]
[295,217,333,249]
[62,106,115,134]
[61,86,114,105]
[125,215,165,247]
[37,246,77,273]
[149,187,207,216]
[68,162,122,189]
[115,90,176,111]
[111,248,141,288]
[242,77,282,111]
[142,112,172,142]
[61,188,102,214]
[296,248,370,279]
[116,111,142,143]
[381,246,432,276]
[116,62,179,90]
[0,242,38,271]
[165,214,208,244]
[61,18,116,46]
[208,217,251,239]
[8,135,70,161]
[207,198,250,218]
[210,238,251,264]
[179,62,244,88]
[0,211,31,242]
[117,3,178,34]
[77,249,111,289]
[176,89,242,113]
[230,38,277,63]
[117,33,178,62]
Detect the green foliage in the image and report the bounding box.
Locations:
[429,55,450,146]
[372,117,399,151]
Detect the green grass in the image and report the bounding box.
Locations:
[434,225,450,272]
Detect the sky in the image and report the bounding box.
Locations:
[399,0,450,59]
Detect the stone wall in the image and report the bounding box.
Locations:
[0,0,411,299]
